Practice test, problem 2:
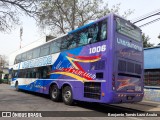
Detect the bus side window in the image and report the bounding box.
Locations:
[32,69,36,78]
[100,19,107,41]
[33,48,40,59]
[12,71,15,78]
[29,70,32,78]
[15,71,18,78]
[60,37,68,51]
[17,55,22,63]
[22,53,27,62]
[88,23,99,44]
[68,35,77,49]
[47,65,51,78]
[40,44,50,57]
[36,71,40,78]
[19,70,22,78]
[50,40,61,54]
[26,50,33,60]
[42,66,51,79]
[73,33,80,47]
[78,30,88,46]
[27,69,29,78]
[15,54,22,64]
[68,40,77,49]
[42,68,47,79]
[21,70,24,78]
[37,67,44,79]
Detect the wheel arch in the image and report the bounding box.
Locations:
[49,81,60,94]
[61,82,73,91]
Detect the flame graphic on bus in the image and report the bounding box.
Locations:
[117,78,139,91]
[50,53,101,82]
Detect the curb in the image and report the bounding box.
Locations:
[136,101,160,108]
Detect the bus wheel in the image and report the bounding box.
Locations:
[15,82,19,91]
[62,86,74,105]
[50,84,61,102]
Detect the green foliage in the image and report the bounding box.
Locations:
[142,33,154,48]
[36,0,133,35]
[0,55,8,68]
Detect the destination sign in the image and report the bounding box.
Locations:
[116,17,142,42]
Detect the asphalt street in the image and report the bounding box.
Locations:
[0,84,159,120]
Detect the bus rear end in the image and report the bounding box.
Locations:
[112,15,144,103]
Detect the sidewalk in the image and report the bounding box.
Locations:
[112,100,160,112]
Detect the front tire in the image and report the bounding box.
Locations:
[15,82,19,91]
[50,84,61,102]
[62,86,74,105]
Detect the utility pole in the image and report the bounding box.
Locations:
[20,27,23,49]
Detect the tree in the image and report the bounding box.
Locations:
[0,55,8,68]
[36,0,133,35]
[0,0,38,32]
[142,33,154,48]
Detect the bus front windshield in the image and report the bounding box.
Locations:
[116,17,142,42]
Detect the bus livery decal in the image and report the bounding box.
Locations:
[50,53,100,82]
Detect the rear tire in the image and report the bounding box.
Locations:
[50,84,61,102]
[62,86,74,105]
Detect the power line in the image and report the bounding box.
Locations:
[132,8,160,21]
[131,8,160,24]
[138,18,160,28]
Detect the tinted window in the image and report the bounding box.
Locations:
[22,53,27,62]
[100,19,107,41]
[50,40,61,54]
[15,55,22,64]
[88,23,99,43]
[40,44,50,57]
[68,35,77,49]
[78,29,89,46]
[60,37,68,51]
[26,50,33,60]
[33,48,40,59]
[14,19,108,64]
[17,66,51,79]
[76,19,107,47]
[12,70,18,78]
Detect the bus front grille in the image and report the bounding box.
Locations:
[84,82,101,100]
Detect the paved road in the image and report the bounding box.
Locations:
[0,84,159,120]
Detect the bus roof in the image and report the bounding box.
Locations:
[68,14,112,35]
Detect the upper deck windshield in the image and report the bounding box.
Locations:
[116,17,142,42]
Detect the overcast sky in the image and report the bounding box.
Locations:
[0,0,160,57]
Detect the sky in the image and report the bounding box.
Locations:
[0,0,160,57]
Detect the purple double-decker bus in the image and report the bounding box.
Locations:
[10,14,144,105]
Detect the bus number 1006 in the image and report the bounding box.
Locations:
[89,45,106,54]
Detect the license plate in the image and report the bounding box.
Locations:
[127,96,133,100]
